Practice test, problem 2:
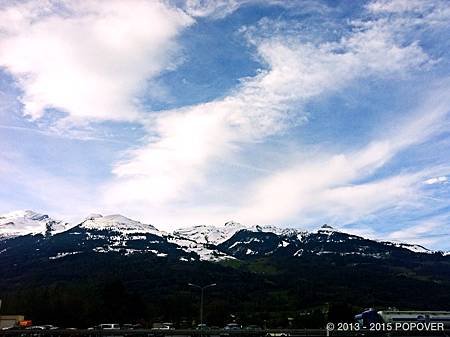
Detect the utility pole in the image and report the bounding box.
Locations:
[188,283,216,328]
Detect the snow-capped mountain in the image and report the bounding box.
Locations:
[173,221,305,245]
[0,212,230,262]
[80,214,162,235]
[0,212,197,262]
[0,210,69,239]
[64,213,169,256]
[216,224,441,259]
[171,221,307,260]
[73,214,233,261]
[0,211,445,263]
[173,221,247,245]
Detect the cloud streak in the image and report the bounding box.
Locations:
[235,83,450,224]
[103,5,433,219]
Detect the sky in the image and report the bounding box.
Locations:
[0,0,450,250]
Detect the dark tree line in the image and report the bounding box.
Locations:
[1,252,450,328]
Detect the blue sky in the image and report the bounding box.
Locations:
[0,0,450,249]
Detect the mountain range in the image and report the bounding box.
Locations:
[0,210,441,262]
[1,210,450,328]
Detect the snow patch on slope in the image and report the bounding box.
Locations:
[168,236,234,262]
[49,251,81,260]
[392,242,433,254]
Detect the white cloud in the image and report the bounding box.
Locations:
[386,217,449,247]
[342,216,449,249]
[234,149,420,225]
[367,0,432,14]
[0,0,193,122]
[102,10,435,221]
[367,0,450,27]
[103,107,235,207]
[180,0,331,20]
[182,0,243,19]
[234,87,450,225]
[424,176,448,185]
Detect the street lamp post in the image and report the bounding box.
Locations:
[188,283,216,328]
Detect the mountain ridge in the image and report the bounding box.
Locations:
[0,210,444,261]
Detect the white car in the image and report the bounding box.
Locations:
[99,324,120,330]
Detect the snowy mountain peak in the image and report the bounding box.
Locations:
[0,210,68,238]
[3,210,48,221]
[173,222,305,246]
[317,224,339,234]
[252,224,302,236]
[84,213,103,221]
[173,222,247,245]
[79,214,161,235]
[224,221,242,227]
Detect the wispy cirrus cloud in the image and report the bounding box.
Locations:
[102,4,434,220]
[386,214,450,249]
[181,0,243,19]
[424,176,448,185]
[367,0,450,19]
[235,82,450,224]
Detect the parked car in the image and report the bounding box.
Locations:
[99,324,120,330]
[196,324,209,330]
[224,323,241,330]
[220,324,242,337]
[245,325,262,330]
[162,323,175,330]
[121,324,142,330]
